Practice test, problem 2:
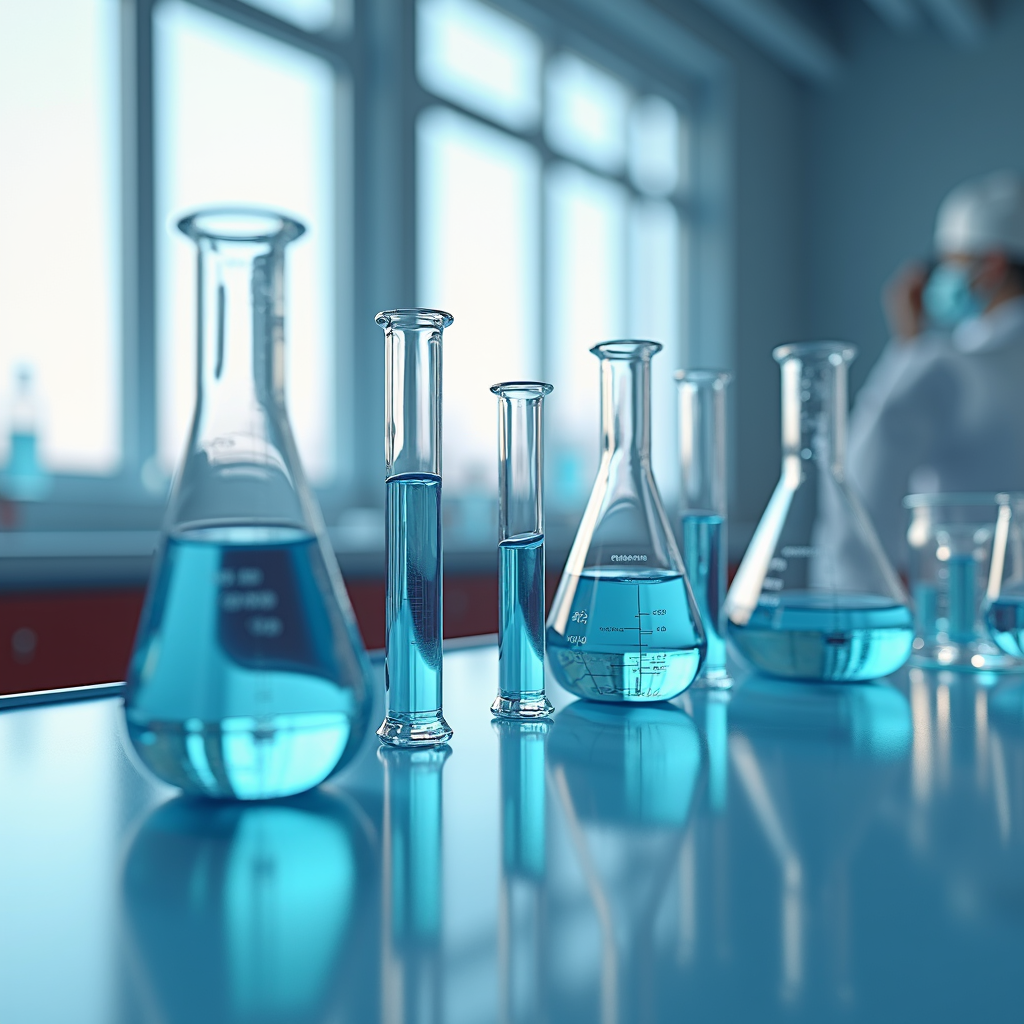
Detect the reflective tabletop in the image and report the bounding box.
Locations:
[0,644,1022,1024]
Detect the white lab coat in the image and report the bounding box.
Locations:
[843,296,1024,572]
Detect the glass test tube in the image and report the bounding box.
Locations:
[377,309,453,747]
[676,370,732,686]
[491,382,554,718]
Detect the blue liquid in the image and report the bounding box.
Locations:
[383,473,450,743]
[728,591,914,681]
[682,514,727,680]
[546,570,705,702]
[498,535,546,703]
[125,526,366,800]
[985,594,1024,658]
[948,553,978,642]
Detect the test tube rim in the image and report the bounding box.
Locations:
[177,206,306,244]
[375,308,454,330]
[490,380,554,399]
[772,339,857,365]
[674,368,732,387]
[590,339,663,360]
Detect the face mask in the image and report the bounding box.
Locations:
[922,261,983,330]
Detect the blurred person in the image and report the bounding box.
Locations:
[841,170,1024,575]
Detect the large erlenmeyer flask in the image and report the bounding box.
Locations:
[546,341,705,701]
[125,208,373,800]
[724,341,913,681]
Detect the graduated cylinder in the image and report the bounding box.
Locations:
[377,308,453,747]
[491,382,554,718]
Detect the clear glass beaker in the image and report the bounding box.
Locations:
[546,341,705,702]
[725,341,913,681]
[125,208,373,801]
[905,493,1018,671]
[377,309,453,747]
[492,381,554,718]
[676,369,731,687]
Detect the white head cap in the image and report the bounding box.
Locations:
[934,171,1024,260]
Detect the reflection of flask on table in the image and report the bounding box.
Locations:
[725,342,913,682]
[491,382,554,718]
[547,342,706,702]
[125,210,373,800]
[377,309,454,747]
[676,369,731,687]
[0,364,51,501]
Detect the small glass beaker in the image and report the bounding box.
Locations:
[125,208,373,800]
[904,493,1019,671]
[725,341,913,682]
[984,493,1024,659]
[546,341,706,702]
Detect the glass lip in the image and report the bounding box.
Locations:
[674,368,732,386]
[375,308,454,330]
[490,380,554,399]
[773,340,857,364]
[903,491,1002,509]
[176,206,306,244]
[590,340,663,360]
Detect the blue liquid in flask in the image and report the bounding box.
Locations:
[682,514,727,679]
[546,569,704,702]
[728,591,913,681]
[385,472,444,733]
[126,526,364,800]
[498,534,546,700]
[985,594,1024,658]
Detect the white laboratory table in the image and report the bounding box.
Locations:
[0,643,1021,1024]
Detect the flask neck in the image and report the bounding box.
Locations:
[600,354,651,462]
[195,238,285,416]
[779,350,848,470]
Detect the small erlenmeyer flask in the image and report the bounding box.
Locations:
[125,208,373,800]
[724,341,913,681]
[546,341,706,701]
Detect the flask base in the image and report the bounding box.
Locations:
[491,693,554,718]
[377,710,453,747]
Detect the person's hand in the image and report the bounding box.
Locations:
[883,261,929,342]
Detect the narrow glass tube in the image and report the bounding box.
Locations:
[377,309,453,747]
[491,382,554,718]
[676,370,732,687]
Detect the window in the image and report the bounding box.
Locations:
[416,0,692,512]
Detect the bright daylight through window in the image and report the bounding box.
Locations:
[416,0,691,514]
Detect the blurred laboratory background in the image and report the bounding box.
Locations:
[1,0,1023,689]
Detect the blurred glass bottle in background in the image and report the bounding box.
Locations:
[0,364,51,502]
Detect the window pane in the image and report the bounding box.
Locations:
[241,0,350,35]
[629,199,682,504]
[545,53,629,175]
[418,106,540,494]
[546,163,626,510]
[155,1,339,483]
[417,0,541,132]
[0,0,121,475]
[628,95,679,198]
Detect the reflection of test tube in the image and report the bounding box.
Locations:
[495,719,548,1024]
[379,746,450,1024]
[676,370,731,686]
[490,382,554,718]
[377,309,453,747]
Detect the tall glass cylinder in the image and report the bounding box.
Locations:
[491,382,554,718]
[676,370,731,687]
[377,309,453,747]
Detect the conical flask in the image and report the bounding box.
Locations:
[724,341,913,681]
[125,208,373,800]
[546,341,706,702]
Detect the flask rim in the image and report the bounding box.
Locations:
[176,206,306,244]
[773,340,857,364]
[674,368,732,386]
[375,308,454,330]
[590,340,663,360]
[490,380,554,399]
